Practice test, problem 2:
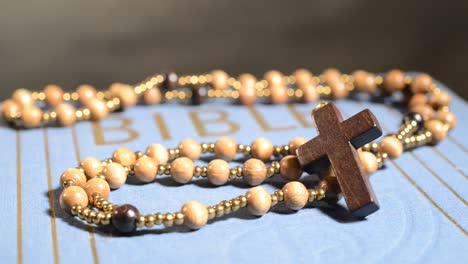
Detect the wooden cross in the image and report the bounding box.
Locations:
[296,103,383,218]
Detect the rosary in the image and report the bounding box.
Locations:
[1,68,456,233]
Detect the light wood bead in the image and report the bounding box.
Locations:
[22,106,42,128]
[282,181,309,210]
[279,155,302,180]
[352,70,377,93]
[270,85,288,104]
[178,138,202,160]
[211,70,229,90]
[170,157,194,184]
[242,158,267,186]
[239,74,257,105]
[80,157,103,179]
[112,147,137,166]
[410,104,434,120]
[436,111,457,128]
[383,69,406,92]
[408,94,428,109]
[110,83,137,108]
[59,186,88,212]
[87,98,109,120]
[143,88,162,105]
[60,168,87,188]
[182,201,208,229]
[84,177,110,200]
[134,156,158,183]
[330,80,349,99]
[207,159,230,185]
[251,138,273,161]
[55,103,77,126]
[13,89,33,107]
[301,83,319,103]
[425,120,447,144]
[44,85,64,107]
[246,186,272,216]
[214,137,237,160]
[239,73,257,88]
[289,137,307,154]
[358,151,378,174]
[1,99,19,118]
[77,85,97,104]
[322,68,341,84]
[264,70,284,86]
[145,144,169,164]
[293,68,313,89]
[411,73,433,94]
[102,163,127,189]
[379,136,403,159]
[429,91,451,108]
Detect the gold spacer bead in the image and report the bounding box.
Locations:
[274,190,284,201]
[267,166,276,177]
[207,207,216,220]
[271,194,279,206]
[308,189,317,202]
[136,215,146,228]
[62,179,76,188]
[145,215,156,228]
[231,199,241,212]
[239,196,248,207]
[155,213,164,225]
[215,204,225,217]
[316,188,326,200]
[163,213,174,227]
[101,213,112,225]
[174,212,184,225]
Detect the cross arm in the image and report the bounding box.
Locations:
[342,109,383,148]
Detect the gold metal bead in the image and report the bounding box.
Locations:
[101,213,112,225]
[207,207,216,220]
[174,212,184,225]
[95,212,105,225]
[274,190,284,201]
[163,213,174,227]
[267,166,276,177]
[316,189,326,200]
[155,213,164,225]
[145,215,156,228]
[63,179,76,188]
[136,215,146,228]
[215,204,225,217]
[239,196,248,207]
[222,201,232,214]
[308,189,317,202]
[231,199,241,212]
[88,211,97,224]
[271,194,278,206]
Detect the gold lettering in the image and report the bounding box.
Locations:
[287,105,315,128]
[189,109,239,137]
[92,116,139,145]
[153,114,171,140]
[248,106,295,131]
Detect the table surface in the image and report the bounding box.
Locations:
[0,74,467,263]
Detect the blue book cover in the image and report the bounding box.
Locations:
[0,73,466,263]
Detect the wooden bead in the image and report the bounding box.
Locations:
[246,186,271,216]
[214,137,237,160]
[329,80,349,99]
[429,91,451,108]
[60,168,87,188]
[239,73,257,88]
[411,73,433,94]
[282,181,309,210]
[251,138,273,161]
[358,151,378,174]
[410,104,434,120]
[77,85,97,104]
[13,89,33,107]
[408,94,428,109]
[87,98,109,120]
[379,136,403,159]
[55,103,77,126]
[352,70,377,93]
[80,157,103,179]
[84,178,110,200]
[59,186,88,212]
[289,137,307,154]
[279,155,303,181]
[22,106,42,128]
[134,156,158,182]
[211,70,229,90]
[435,111,457,128]
[143,88,162,105]
[170,157,194,184]
[270,85,288,104]
[299,83,317,103]
[207,159,230,185]
[383,69,406,92]
[145,144,169,164]
[293,68,313,89]
[112,148,137,166]
[425,120,447,144]
[44,84,64,107]
[242,158,267,186]
[178,138,202,160]
[182,201,208,229]
[239,74,257,105]
[102,163,127,189]
[1,99,19,118]
[322,68,341,84]
[264,70,284,86]
[110,83,137,108]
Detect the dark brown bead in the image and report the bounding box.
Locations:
[191,86,208,105]
[112,204,139,233]
[163,70,179,90]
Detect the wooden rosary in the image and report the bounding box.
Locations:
[1,68,457,233]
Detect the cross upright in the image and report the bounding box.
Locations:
[296,102,383,218]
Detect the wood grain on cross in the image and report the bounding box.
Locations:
[296,103,383,218]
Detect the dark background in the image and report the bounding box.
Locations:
[1,0,467,99]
